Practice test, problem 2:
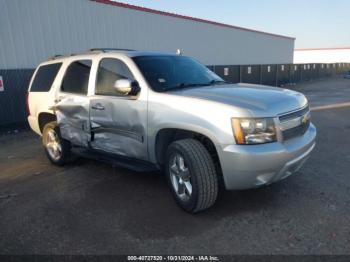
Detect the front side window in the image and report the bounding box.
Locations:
[31,63,62,92]
[133,56,224,92]
[96,58,134,95]
[61,60,92,95]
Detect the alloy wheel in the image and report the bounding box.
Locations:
[169,153,192,201]
[45,129,62,161]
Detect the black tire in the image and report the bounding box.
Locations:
[165,138,218,213]
[42,121,71,166]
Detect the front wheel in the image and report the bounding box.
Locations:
[42,121,71,166]
[165,139,219,213]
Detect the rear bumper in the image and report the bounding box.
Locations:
[217,123,317,190]
[27,115,41,135]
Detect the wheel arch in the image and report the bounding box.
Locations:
[38,112,57,134]
[153,128,223,180]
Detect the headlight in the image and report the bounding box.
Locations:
[231,118,277,144]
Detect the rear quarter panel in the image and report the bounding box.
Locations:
[27,61,67,135]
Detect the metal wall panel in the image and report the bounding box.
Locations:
[261,65,277,86]
[310,64,319,79]
[241,65,260,84]
[0,0,294,69]
[336,63,343,74]
[323,64,332,77]
[300,64,311,81]
[277,64,290,86]
[0,69,34,126]
[290,64,301,83]
[214,65,240,83]
[318,64,328,78]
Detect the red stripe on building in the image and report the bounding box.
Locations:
[91,0,295,40]
[295,47,350,51]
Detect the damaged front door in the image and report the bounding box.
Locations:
[89,58,148,160]
[54,60,92,147]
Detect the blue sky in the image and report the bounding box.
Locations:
[115,0,350,48]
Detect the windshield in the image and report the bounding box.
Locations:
[133,55,225,92]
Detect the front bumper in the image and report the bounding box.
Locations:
[217,123,316,190]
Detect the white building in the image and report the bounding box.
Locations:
[0,0,295,69]
[294,47,350,64]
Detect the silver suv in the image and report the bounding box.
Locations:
[27,49,316,213]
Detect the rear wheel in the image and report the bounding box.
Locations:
[165,139,218,213]
[42,121,71,166]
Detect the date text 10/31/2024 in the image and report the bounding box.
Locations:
[127,255,220,261]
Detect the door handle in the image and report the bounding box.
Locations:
[91,103,105,110]
[54,96,65,103]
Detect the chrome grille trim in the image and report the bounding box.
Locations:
[279,105,309,122]
[279,106,310,141]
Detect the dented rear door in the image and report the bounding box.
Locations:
[54,60,93,147]
[55,95,91,147]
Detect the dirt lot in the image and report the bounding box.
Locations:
[0,78,350,255]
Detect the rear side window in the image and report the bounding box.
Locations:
[61,60,92,95]
[30,63,62,92]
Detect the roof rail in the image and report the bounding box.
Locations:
[88,48,136,52]
[48,48,136,60]
[48,54,63,60]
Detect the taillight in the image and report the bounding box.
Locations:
[26,92,31,116]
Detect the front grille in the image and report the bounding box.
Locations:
[279,106,309,122]
[282,121,310,140]
[279,106,310,141]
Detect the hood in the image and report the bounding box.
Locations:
[168,83,308,116]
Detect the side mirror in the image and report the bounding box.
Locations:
[113,79,140,96]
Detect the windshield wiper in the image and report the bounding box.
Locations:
[207,80,231,85]
[170,82,211,90]
[163,80,231,92]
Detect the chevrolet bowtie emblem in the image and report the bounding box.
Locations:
[301,112,310,125]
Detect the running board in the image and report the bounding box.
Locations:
[71,147,159,173]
